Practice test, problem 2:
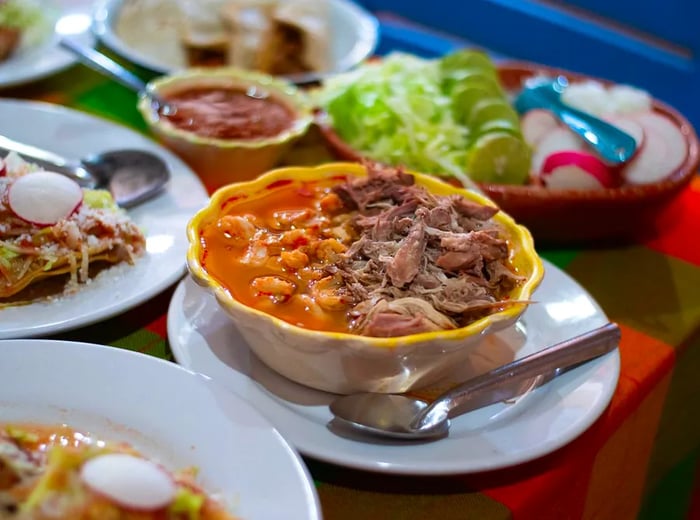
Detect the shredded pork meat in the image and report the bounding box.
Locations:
[330,163,525,337]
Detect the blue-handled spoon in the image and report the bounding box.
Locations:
[514,76,637,164]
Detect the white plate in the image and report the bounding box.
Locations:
[0,0,94,88]
[0,338,321,519]
[92,0,379,83]
[168,259,620,475]
[0,99,210,339]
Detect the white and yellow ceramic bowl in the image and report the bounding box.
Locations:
[138,67,314,192]
[186,163,544,394]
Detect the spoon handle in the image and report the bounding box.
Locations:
[526,90,637,164]
[0,134,95,187]
[59,38,146,94]
[414,322,621,429]
[554,101,637,163]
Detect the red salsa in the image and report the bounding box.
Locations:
[163,86,295,140]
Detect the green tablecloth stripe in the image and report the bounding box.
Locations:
[108,328,172,360]
[564,247,700,348]
[315,483,512,520]
[638,448,699,520]
[538,249,580,270]
[75,82,147,134]
[644,331,700,494]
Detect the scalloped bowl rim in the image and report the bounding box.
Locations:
[138,67,314,149]
[186,162,545,349]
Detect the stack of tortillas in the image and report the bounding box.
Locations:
[177,0,330,75]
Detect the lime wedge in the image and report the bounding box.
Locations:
[472,118,523,140]
[466,132,532,185]
[440,49,496,76]
[467,98,520,130]
[447,73,504,98]
[452,86,500,126]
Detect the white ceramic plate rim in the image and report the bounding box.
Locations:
[0,99,210,339]
[0,338,322,520]
[0,0,94,88]
[91,0,379,83]
[168,259,620,475]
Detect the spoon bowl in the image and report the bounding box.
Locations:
[0,134,170,208]
[329,322,621,441]
[82,149,170,208]
[330,394,449,440]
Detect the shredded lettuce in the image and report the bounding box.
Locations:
[317,53,471,181]
[83,189,117,210]
[316,50,531,186]
[169,487,206,520]
[20,446,88,514]
[0,0,51,47]
[0,246,19,268]
[5,426,39,443]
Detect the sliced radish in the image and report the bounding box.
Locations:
[622,112,688,184]
[531,127,587,173]
[542,165,608,190]
[0,157,5,177]
[80,453,176,511]
[541,150,615,188]
[520,109,560,147]
[8,170,83,226]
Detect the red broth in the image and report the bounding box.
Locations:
[198,168,524,337]
[199,179,358,332]
[163,86,294,140]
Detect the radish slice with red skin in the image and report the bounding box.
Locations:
[542,165,608,190]
[0,157,5,177]
[8,170,83,226]
[80,453,177,511]
[541,150,616,188]
[521,109,560,147]
[622,112,688,184]
[531,127,588,173]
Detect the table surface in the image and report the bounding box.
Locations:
[3,23,700,520]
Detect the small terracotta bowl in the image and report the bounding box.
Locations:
[138,67,314,193]
[186,162,544,394]
[318,61,700,245]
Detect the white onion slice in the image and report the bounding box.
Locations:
[80,453,177,511]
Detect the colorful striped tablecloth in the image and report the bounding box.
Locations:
[4,57,700,520]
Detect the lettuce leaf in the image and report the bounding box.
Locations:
[316,52,473,180]
[83,189,117,210]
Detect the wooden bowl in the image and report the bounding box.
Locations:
[317,61,700,245]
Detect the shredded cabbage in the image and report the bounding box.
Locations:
[0,246,19,268]
[0,0,51,48]
[169,487,206,520]
[317,53,472,182]
[20,446,88,514]
[83,189,117,210]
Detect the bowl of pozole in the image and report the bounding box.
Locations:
[186,162,544,394]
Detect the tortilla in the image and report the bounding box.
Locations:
[219,0,275,70]
[0,26,20,62]
[179,0,330,75]
[267,0,329,73]
[178,0,230,66]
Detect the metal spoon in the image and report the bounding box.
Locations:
[329,322,621,441]
[514,76,637,164]
[0,134,170,208]
[58,38,176,116]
